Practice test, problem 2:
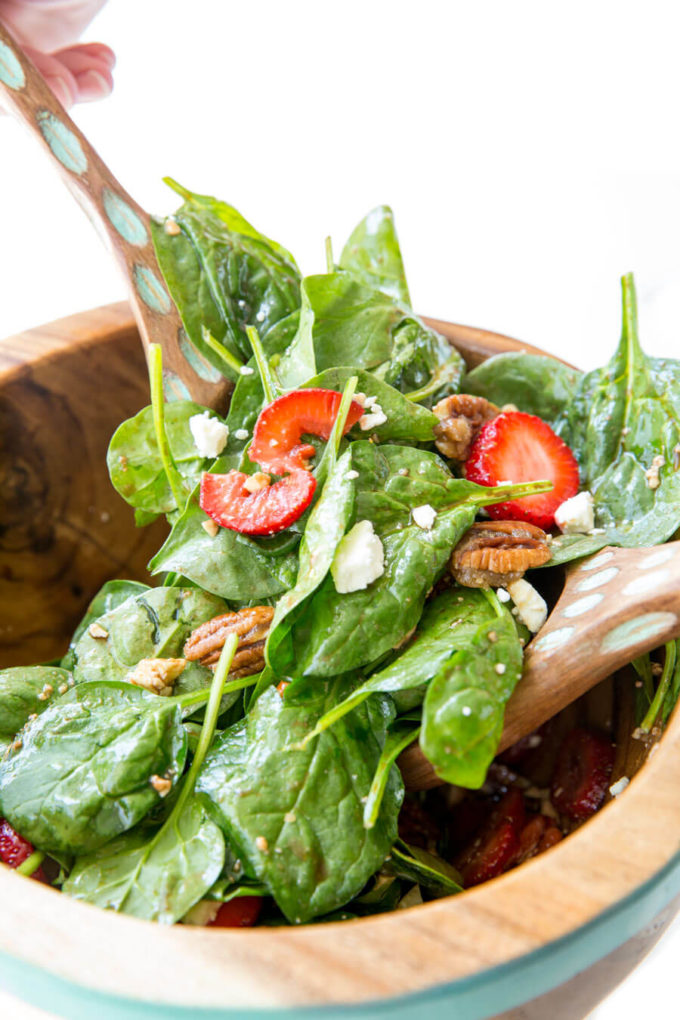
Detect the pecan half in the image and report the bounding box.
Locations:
[433,394,499,462]
[451,521,551,588]
[127,657,187,696]
[183,606,275,677]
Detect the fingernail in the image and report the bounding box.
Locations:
[47,76,74,109]
[77,70,113,102]
[99,48,117,69]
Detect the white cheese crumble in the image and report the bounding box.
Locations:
[359,403,387,430]
[345,469,359,480]
[496,588,511,603]
[609,776,630,797]
[554,491,595,534]
[234,428,249,441]
[331,520,385,593]
[189,412,229,458]
[412,504,437,530]
[506,579,548,633]
[240,365,255,376]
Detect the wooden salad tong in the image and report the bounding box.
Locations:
[399,541,680,789]
[0,22,230,412]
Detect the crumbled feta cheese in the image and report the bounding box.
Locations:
[182,899,221,926]
[494,663,506,675]
[364,395,378,408]
[644,455,665,490]
[359,403,387,430]
[240,365,254,376]
[331,520,385,593]
[256,310,266,322]
[354,392,367,407]
[345,469,359,481]
[496,588,511,603]
[554,491,595,534]
[609,776,630,797]
[461,706,472,717]
[234,428,249,441]
[412,504,437,530]
[189,412,229,458]
[398,468,409,477]
[506,579,548,632]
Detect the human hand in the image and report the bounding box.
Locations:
[0,0,114,108]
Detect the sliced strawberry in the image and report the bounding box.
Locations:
[0,817,46,880]
[249,389,364,474]
[200,469,315,536]
[455,789,526,886]
[515,815,563,864]
[551,728,616,820]
[465,411,579,529]
[209,896,263,928]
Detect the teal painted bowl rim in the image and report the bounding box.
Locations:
[1,304,679,1017]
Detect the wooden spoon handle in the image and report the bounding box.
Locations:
[0,24,229,411]
[399,542,680,790]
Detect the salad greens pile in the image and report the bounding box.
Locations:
[2,185,679,926]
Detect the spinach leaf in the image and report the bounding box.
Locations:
[303,367,437,442]
[149,495,299,602]
[72,587,225,697]
[543,532,610,567]
[63,636,239,922]
[61,580,149,670]
[197,680,402,923]
[151,180,301,369]
[339,205,411,305]
[107,401,225,515]
[420,610,523,788]
[556,274,680,547]
[383,841,463,897]
[0,681,187,855]
[266,450,355,671]
[270,443,548,678]
[376,316,464,404]
[465,352,582,425]
[0,666,72,742]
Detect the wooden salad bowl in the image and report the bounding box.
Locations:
[1,304,680,1020]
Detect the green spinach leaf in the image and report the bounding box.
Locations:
[420,610,523,788]
[151,180,301,370]
[0,681,187,854]
[339,205,411,305]
[72,587,225,697]
[0,666,72,742]
[383,840,462,897]
[107,401,225,515]
[556,274,680,547]
[61,580,149,670]
[465,352,582,425]
[197,680,402,923]
[376,316,464,404]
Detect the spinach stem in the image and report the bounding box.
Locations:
[325,235,334,274]
[640,641,677,732]
[632,653,655,703]
[170,634,239,822]
[466,479,553,508]
[172,669,258,709]
[201,326,244,376]
[364,726,420,830]
[16,850,45,877]
[481,588,505,619]
[148,344,186,510]
[298,687,370,749]
[245,325,279,404]
[313,375,358,487]
[404,352,461,403]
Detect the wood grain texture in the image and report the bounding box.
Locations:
[0,22,231,412]
[0,305,677,1014]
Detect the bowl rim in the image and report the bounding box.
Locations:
[1,303,680,1012]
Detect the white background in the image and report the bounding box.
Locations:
[1,1,679,1017]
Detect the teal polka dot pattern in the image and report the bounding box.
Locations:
[179,332,222,383]
[0,40,25,90]
[36,111,88,174]
[163,370,192,402]
[133,264,171,315]
[102,189,148,247]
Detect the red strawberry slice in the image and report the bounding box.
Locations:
[0,817,46,880]
[200,469,315,536]
[249,389,364,474]
[209,895,263,928]
[455,789,526,886]
[465,411,580,529]
[551,728,615,820]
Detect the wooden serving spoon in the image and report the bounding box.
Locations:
[0,23,231,413]
[399,541,680,790]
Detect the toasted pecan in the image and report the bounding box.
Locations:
[433,394,499,462]
[451,521,551,588]
[183,606,275,678]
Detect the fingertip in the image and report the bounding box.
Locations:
[75,69,113,103]
[45,76,76,110]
